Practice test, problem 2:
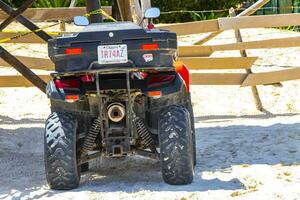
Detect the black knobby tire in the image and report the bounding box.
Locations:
[159,105,194,185]
[187,98,197,167]
[44,112,80,190]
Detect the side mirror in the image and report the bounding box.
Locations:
[74,16,89,26]
[144,7,160,19]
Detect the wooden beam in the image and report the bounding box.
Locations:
[0,56,54,70]
[194,31,222,46]
[116,0,131,21]
[238,0,270,16]
[209,36,300,51]
[218,13,300,30]
[70,0,78,7]
[229,8,263,111]
[159,19,219,35]
[140,0,151,26]
[241,68,300,87]
[194,0,270,45]
[116,0,143,23]
[178,46,213,57]
[179,57,258,70]
[161,13,300,35]
[130,0,143,24]
[0,7,112,21]
[182,36,300,56]
[0,75,50,87]
[141,0,151,14]
[190,73,246,85]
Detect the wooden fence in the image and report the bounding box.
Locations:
[2,11,300,86]
[1,0,300,110]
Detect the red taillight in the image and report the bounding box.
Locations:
[80,75,94,83]
[140,72,149,79]
[141,43,159,51]
[65,48,83,55]
[147,75,175,87]
[54,79,80,89]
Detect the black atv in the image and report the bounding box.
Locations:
[44,8,196,190]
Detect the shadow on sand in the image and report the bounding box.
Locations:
[1,113,300,198]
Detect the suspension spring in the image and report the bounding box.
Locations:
[82,117,102,152]
[134,117,156,151]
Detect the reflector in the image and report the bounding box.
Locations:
[148,91,162,97]
[65,48,83,55]
[65,95,79,102]
[141,43,159,51]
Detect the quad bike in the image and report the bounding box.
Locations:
[44,7,196,190]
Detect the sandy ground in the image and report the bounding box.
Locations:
[1,25,300,199]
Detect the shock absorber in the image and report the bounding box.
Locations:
[82,117,102,152]
[133,117,156,152]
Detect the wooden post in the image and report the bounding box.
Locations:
[129,0,143,24]
[229,8,263,111]
[70,0,78,7]
[116,0,146,24]
[59,21,66,31]
[141,0,151,14]
[112,0,122,21]
[60,0,78,32]
[194,0,270,45]
[116,0,127,21]
[86,0,102,23]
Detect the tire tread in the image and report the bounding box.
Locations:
[159,106,194,185]
[44,112,80,190]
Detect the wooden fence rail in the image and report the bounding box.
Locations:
[160,13,300,35]
[4,68,300,88]
[0,73,247,87]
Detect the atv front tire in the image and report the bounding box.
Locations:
[44,112,81,190]
[159,106,194,185]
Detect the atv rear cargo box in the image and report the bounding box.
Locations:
[48,22,177,73]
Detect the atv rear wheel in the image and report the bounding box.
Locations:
[159,105,194,185]
[44,112,81,190]
[187,97,197,167]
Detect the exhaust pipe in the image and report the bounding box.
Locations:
[107,103,126,122]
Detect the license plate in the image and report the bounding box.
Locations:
[97,44,128,64]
